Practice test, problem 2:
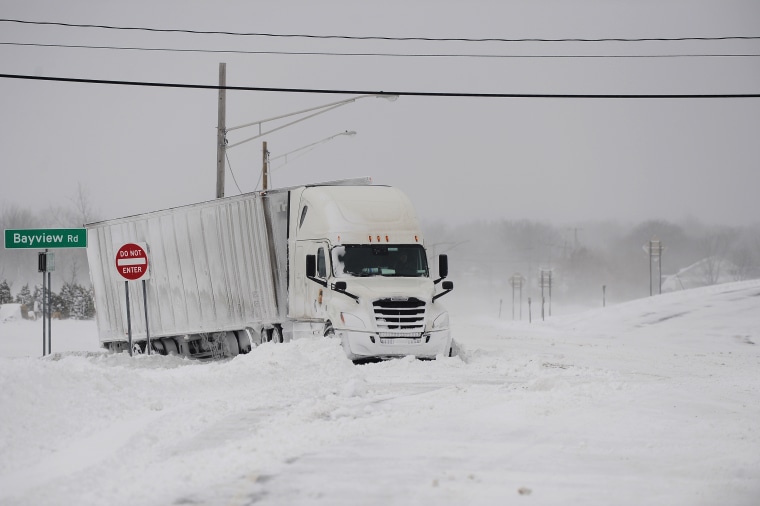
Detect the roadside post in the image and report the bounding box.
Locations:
[115,243,151,356]
[4,228,87,356]
[643,237,664,296]
[539,269,553,320]
[528,297,532,323]
[509,273,525,320]
[38,250,55,356]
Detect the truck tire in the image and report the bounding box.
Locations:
[224,332,239,358]
[271,326,283,344]
[132,341,145,355]
[151,340,166,355]
[324,322,335,338]
[163,338,179,355]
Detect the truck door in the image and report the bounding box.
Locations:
[293,241,330,319]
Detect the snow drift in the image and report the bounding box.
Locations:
[0,280,758,505]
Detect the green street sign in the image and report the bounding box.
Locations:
[4,228,88,249]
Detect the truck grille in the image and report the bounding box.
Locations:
[373,298,426,337]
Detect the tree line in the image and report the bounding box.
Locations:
[0,279,96,320]
[424,218,760,306]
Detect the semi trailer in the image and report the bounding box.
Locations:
[85,178,454,361]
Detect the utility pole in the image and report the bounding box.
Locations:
[215,62,227,199]
[647,237,664,296]
[262,141,269,190]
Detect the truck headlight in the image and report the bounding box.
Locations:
[340,312,365,329]
[432,312,450,330]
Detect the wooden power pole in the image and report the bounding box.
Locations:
[215,62,227,199]
[262,141,269,190]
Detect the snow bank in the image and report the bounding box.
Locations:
[0,281,759,505]
[0,303,22,323]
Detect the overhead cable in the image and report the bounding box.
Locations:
[2,41,759,59]
[1,73,758,98]
[0,18,758,43]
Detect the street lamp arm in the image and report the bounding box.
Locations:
[228,95,358,133]
[227,93,396,133]
[227,102,349,149]
[270,130,356,163]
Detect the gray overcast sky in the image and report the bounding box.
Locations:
[1,0,759,227]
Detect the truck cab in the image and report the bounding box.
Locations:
[288,185,453,361]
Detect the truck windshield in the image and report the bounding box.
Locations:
[332,245,429,278]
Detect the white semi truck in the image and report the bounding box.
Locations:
[85,178,454,362]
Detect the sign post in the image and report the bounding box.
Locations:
[509,273,525,321]
[115,243,151,356]
[643,237,664,296]
[5,229,85,357]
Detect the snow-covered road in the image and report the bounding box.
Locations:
[1,281,759,505]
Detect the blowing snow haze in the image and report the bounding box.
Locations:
[0,1,759,228]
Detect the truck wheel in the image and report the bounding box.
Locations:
[132,342,145,355]
[163,338,179,355]
[271,326,284,343]
[224,332,239,358]
[151,340,166,355]
[324,323,336,338]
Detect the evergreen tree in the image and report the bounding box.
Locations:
[69,284,86,320]
[51,290,66,318]
[84,286,96,319]
[0,280,12,304]
[59,282,75,319]
[32,285,43,311]
[15,283,32,306]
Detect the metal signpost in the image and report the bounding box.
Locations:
[644,237,664,296]
[4,228,87,356]
[509,273,525,320]
[115,243,151,356]
[539,269,553,321]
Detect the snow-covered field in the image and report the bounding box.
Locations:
[1,281,759,506]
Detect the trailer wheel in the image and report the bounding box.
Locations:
[271,326,284,344]
[151,340,166,355]
[224,332,240,358]
[132,341,145,355]
[324,322,336,338]
[163,338,179,355]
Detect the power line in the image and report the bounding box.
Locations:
[1,18,759,43]
[2,41,759,59]
[1,73,758,98]
[224,151,243,195]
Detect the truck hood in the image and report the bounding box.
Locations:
[336,276,434,302]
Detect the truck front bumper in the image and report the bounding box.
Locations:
[336,328,452,361]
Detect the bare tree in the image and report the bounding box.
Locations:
[70,182,96,225]
[700,229,734,285]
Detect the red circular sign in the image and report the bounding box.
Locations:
[116,243,149,281]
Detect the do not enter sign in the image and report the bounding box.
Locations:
[116,243,150,281]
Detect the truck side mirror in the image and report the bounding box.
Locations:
[439,254,448,278]
[435,254,448,284]
[331,280,359,303]
[306,254,317,278]
[433,279,454,302]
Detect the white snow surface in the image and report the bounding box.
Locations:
[1,281,759,505]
